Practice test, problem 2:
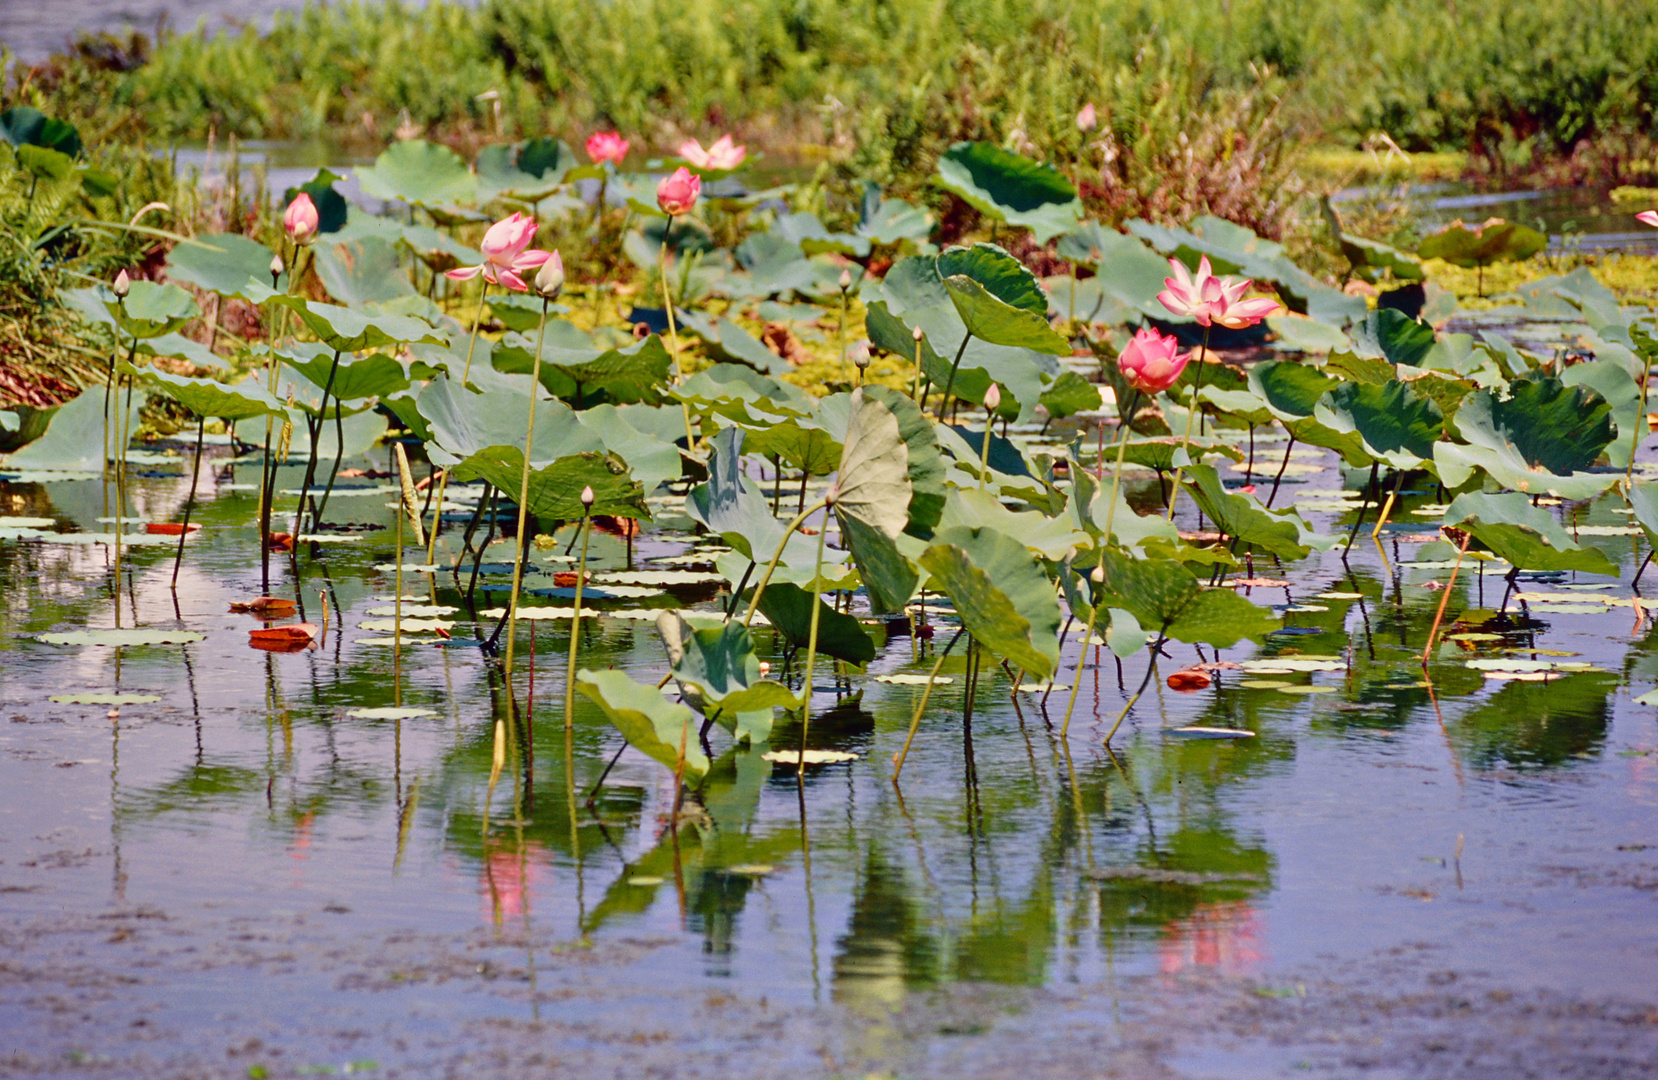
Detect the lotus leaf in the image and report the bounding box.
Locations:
[1181,464,1331,559]
[283,168,348,236]
[1351,308,1437,368]
[576,669,708,781]
[933,142,1082,243]
[1436,378,1618,499]
[494,334,674,406]
[354,139,477,206]
[0,106,82,157]
[128,369,287,422]
[38,629,206,647]
[165,233,283,299]
[1443,491,1617,575]
[1093,549,1278,647]
[451,448,648,521]
[1315,379,1443,468]
[102,281,200,339]
[1039,371,1103,421]
[312,236,416,307]
[3,388,147,471]
[752,582,876,666]
[265,297,444,352]
[1418,219,1547,268]
[917,524,1060,679]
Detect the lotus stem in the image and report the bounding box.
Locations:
[112,368,131,629]
[909,333,924,402]
[1103,630,1167,746]
[1371,468,1406,539]
[795,506,830,763]
[424,284,491,564]
[977,411,994,493]
[741,497,830,627]
[564,511,592,735]
[891,626,967,780]
[171,416,205,589]
[1164,325,1211,521]
[1629,355,1651,490]
[938,332,972,422]
[293,349,341,537]
[1421,529,1472,667]
[658,213,698,451]
[1099,389,1140,544]
[1060,599,1102,737]
[1266,435,1296,507]
[503,296,551,681]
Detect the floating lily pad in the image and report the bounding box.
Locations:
[875,673,956,685]
[1277,684,1337,694]
[345,706,439,719]
[761,749,860,764]
[38,629,206,647]
[1166,726,1255,739]
[358,618,454,633]
[1242,657,1345,672]
[49,692,161,705]
[1238,679,1293,690]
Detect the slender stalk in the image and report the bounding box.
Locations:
[1371,468,1407,539]
[977,402,995,492]
[909,333,925,402]
[171,416,205,589]
[564,511,593,734]
[293,349,341,536]
[1265,436,1296,508]
[1163,326,1211,521]
[658,214,698,449]
[1099,389,1140,544]
[741,497,831,626]
[1421,529,1472,666]
[1629,356,1651,489]
[795,507,830,764]
[1103,630,1167,745]
[112,369,130,628]
[425,285,490,563]
[503,297,552,680]
[937,333,972,422]
[1060,599,1102,737]
[891,627,967,781]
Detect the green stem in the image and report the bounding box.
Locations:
[1099,389,1140,544]
[938,332,972,422]
[659,214,698,450]
[741,497,830,627]
[1104,630,1166,745]
[891,627,967,781]
[1163,325,1211,522]
[1060,599,1102,737]
[504,296,551,680]
[564,512,592,734]
[977,404,994,491]
[1630,356,1650,490]
[795,507,830,761]
[424,284,490,564]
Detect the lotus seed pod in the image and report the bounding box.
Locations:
[112,269,130,298]
[533,250,565,300]
[581,485,595,509]
[983,383,1002,412]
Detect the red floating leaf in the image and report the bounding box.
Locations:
[145,522,201,536]
[1166,669,1213,692]
[248,623,318,651]
[230,596,298,616]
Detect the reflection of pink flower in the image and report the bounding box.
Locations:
[1117,327,1188,395]
[283,193,319,245]
[656,167,702,216]
[678,134,746,171]
[1156,255,1282,329]
[1158,900,1265,976]
[585,131,629,166]
[1639,210,1658,228]
[480,842,548,923]
[444,212,555,292]
[1076,103,1097,132]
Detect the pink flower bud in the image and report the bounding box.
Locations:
[983,383,1002,412]
[656,167,701,216]
[1077,103,1097,132]
[1116,327,1189,396]
[283,193,319,246]
[580,485,595,509]
[112,269,130,298]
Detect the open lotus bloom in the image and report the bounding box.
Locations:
[1117,327,1188,395]
[444,212,555,292]
[1156,255,1281,329]
[656,167,702,215]
[585,131,629,165]
[1639,210,1658,227]
[283,193,319,245]
[678,133,746,171]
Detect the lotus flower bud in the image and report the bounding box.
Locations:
[533,250,565,300]
[1090,565,1105,583]
[112,269,130,298]
[580,484,595,509]
[850,341,871,370]
[983,383,1002,412]
[270,253,285,281]
[838,268,852,291]
[912,325,923,342]
[824,482,838,508]
[656,167,701,216]
[759,661,771,677]
[283,193,319,246]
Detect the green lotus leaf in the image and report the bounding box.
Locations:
[576,669,707,781]
[451,447,648,521]
[0,106,82,158]
[773,210,871,258]
[1315,379,1444,468]
[1054,223,1172,316]
[673,363,814,424]
[1116,437,1243,472]
[3,387,146,471]
[1418,219,1547,268]
[834,387,919,613]
[857,183,933,246]
[686,427,786,561]
[102,281,200,339]
[1434,377,1619,499]
[752,582,876,667]
[265,297,444,352]
[917,524,1061,679]
[933,142,1082,243]
[666,618,797,734]
[865,300,990,407]
[941,272,1069,354]
[937,487,1088,562]
[1181,464,1332,559]
[1038,371,1103,421]
[575,404,681,495]
[476,138,575,201]
[354,139,477,206]
[1351,308,1436,368]
[494,334,673,406]
[1322,201,1424,283]
[1443,491,1617,575]
[743,416,842,476]
[125,368,288,422]
[1628,483,1658,549]
[1093,549,1277,647]
[311,236,417,307]
[165,233,283,300]
[936,243,1048,315]
[1561,360,1644,469]
[1248,360,1339,419]
[284,350,410,404]
[416,378,595,465]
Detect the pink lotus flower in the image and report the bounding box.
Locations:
[444,212,555,292]
[678,134,746,171]
[1077,103,1097,132]
[1117,327,1188,395]
[585,131,629,166]
[1156,255,1281,329]
[656,167,701,216]
[283,193,319,246]
[1639,210,1658,228]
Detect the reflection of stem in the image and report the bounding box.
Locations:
[564,512,592,734]
[796,509,830,760]
[504,296,552,680]
[891,627,967,780]
[171,417,205,588]
[1103,629,1166,745]
[1163,326,1210,521]
[741,497,830,626]
[1421,528,1472,667]
[1266,436,1296,508]
[424,285,490,564]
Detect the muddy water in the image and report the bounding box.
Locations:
[1,422,1656,1077]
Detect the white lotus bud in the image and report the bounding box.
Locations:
[533,251,565,300]
[580,484,595,509]
[112,269,130,298]
[759,661,771,676]
[838,268,853,291]
[983,383,1002,412]
[824,482,838,508]
[270,253,285,280]
[911,325,923,342]
[851,341,870,369]
[1090,565,1105,583]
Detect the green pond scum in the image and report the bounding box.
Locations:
[3,17,1658,1078]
